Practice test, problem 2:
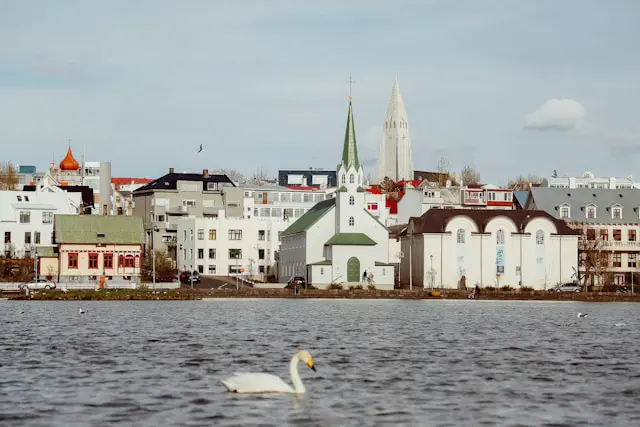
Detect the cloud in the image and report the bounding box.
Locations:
[523,99,586,131]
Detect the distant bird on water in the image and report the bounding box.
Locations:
[79,308,86,314]
[577,312,588,318]
[197,144,203,153]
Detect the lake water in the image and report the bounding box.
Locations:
[1,299,638,427]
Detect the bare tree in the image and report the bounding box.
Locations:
[248,166,275,186]
[0,161,18,190]
[507,174,544,190]
[460,165,481,186]
[435,157,452,186]
[572,223,608,290]
[246,257,257,279]
[211,168,246,183]
[379,176,397,193]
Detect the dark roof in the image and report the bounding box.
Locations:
[133,172,235,193]
[388,223,407,238]
[407,208,577,235]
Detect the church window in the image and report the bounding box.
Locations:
[349,174,354,184]
[536,230,544,245]
[457,229,465,244]
[349,216,355,226]
[341,174,346,184]
[496,229,504,245]
[349,195,355,205]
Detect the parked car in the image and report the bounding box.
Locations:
[180,270,201,285]
[286,276,306,289]
[18,279,57,291]
[549,282,582,292]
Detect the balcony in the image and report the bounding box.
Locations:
[166,206,194,215]
[601,240,640,250]
[203,206,219,216]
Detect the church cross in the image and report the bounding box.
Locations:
[346,75,355,99]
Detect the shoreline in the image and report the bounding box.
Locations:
[2,287,639,302]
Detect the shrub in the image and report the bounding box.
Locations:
[500,285,514,291]
[483,286,496,291]
[348,284,364,290]
[520,286,535,292]
[367,284,376,290]
[328,283,343,290]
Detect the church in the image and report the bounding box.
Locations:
[278,97,395,289]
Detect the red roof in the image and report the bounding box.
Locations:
[284,185,321,191]
[365,187,382,194]
[111,177,154,189]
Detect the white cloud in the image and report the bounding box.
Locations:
[523,99,586,131]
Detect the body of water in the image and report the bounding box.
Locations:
[1,299,638,426]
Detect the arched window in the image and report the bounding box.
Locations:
[349,195,355,205]
[341,174,346,184]
[457,228,465,244]
[536,230,544,245]
[496,229,505,245]
[349,174,354,184]
[349,216,355,226]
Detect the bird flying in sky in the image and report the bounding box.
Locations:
[198,144,203,153]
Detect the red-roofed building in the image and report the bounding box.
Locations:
[111,177,154,215]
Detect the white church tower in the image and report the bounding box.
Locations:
[336,97,366,234]
[375,78,414,183]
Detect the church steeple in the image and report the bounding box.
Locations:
[341,100,360,171]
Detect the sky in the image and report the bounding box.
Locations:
[1,0,640,185]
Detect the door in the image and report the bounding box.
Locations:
[347,257,360,282]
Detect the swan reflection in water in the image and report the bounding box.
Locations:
[222,350,316,394]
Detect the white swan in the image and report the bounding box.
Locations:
[79,308,86,314]
[221,350,316,394]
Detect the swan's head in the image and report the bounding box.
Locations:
[297,350,316,371]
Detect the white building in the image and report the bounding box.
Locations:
[279,98,395,289]
[543,170,640,189]
[0,189,80,258]
[399,208,579,290]
[375,79,414,183]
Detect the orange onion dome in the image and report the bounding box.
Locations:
[59,146,80,171]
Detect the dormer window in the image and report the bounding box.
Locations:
[612,206,622,219]
[17,195,22,202]
[559,204,570,219]
[586,206,596,219]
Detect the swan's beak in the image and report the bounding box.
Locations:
[307,359,316,371]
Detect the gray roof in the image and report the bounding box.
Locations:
[527,187,640,224]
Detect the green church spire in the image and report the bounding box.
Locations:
[341,99,360,170]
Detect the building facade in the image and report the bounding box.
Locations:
[525,187,640,287]
[375,79,414,183]
[278,169,337,189]
[543,171,640,189]
[0,190,80,258]
[279,99,395,289]
[400,209,579,290]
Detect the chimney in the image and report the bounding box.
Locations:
[169,167,175,173]
[203,169,209,178]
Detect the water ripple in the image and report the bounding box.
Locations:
[0,300,638,426]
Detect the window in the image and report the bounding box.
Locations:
[229,229,242,240]
[208,265,217,274]
[457,229,465,244]
[612,207,622,219]
[42,212,53,224]
[367,202,378,210]
[4,232,10,244]
[207,182,219,191]
[24,232,31,244]
[157,215,166,222]
[349,216,355,226]
[629,229,637,242]
[229,248,242,259]
[258,230,266,241]
[496,229,505,245]
[629,253,637,268]
[197,249,204,259]
[612,253,622,268]
[613,229,622,241]
[349,195,355,205]
[229,265,241,274]
[34,232,41,245]
[560,206,570,218]
[104,254,113,269]
[586,229,596,240]
[88,253,99,269]
[320,267,324,275]
[586,206,596,219]
[259,249,265,260]
[68,253,78,269]
[349,174,354,184]
[183,230,187,240]
[119,255,135,268]
[197,229,204,240]
[341,174,346,184]
[189,230,193,241]
[208,229,217,240]
[600,229,608,241]
[208,249,216,259]
[20,211,30,224]
[536,230,544,245]
[197,265,203,273]
[182,200,196,207]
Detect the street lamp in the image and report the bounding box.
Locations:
[430,254,434,289]
[150,200,156,289]
[396,251,404,285]
[32,244,38,281]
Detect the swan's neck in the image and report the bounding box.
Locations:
[290,354,305,393]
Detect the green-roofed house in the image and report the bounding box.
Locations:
[278,98,395,289]
[53,214,145,284]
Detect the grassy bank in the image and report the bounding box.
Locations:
[6,287,640,302]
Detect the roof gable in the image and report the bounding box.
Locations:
[133,172,235,193]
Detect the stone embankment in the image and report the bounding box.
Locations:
[5,287,639,302]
